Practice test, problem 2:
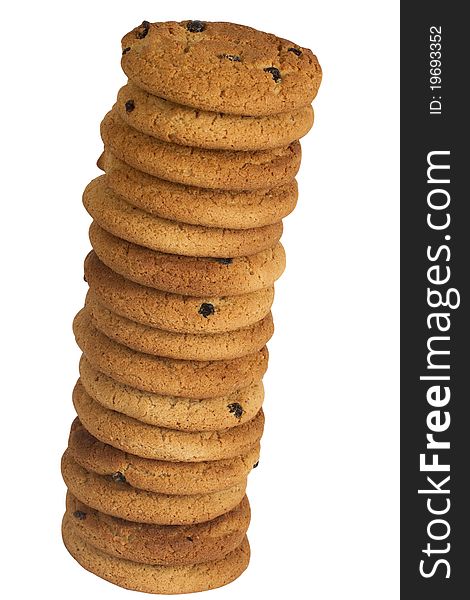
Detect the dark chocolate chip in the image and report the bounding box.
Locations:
[264,67,282,83]
[136,21,150,39]
[111,471,127,483]
[253,461,259,469]
[73,510,87,520]
[221,54,241,62]
[216,258,233,265]
[187,20,206,33]
[125,100,135,113]
[288,47,302,56]
[186,536,193,542]
[228,402,244,419]
[198,303,215,318]
[122,47,131,55]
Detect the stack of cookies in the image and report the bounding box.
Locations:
[62,20,321,594]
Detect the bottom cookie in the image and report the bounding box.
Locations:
[63,515,250,594]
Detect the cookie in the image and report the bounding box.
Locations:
[65,492,250,565]
[116,81,314,150]
[121,20,321,116]
[74,310,269,398]
[69,418,259,494]
[79,357,264,433]
[84,252,275,334]
[101,109,301,190]
[83,175,282,257]
[102,153,298,229]
[63,514,250,593]
[72,380,264,462]
[85,290,274,360]
[89,223,286,296]
[61,451,246,525]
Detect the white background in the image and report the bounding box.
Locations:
[1,1,399,598]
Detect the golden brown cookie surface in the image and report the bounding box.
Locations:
[65,492,250,565]
[74,310,269,398]
[62,451,247,525]
[68,418,260,494]
[121,20,321,116]
[116,81,313,150]
[102,153,298,229]
[89,223,286,296]
[72,380,265,462]
[101,109,301,190]
[63,514,250,593]
[83,176,282,258]
[79,357,264,433]
[85,290,274,360]
[84,252,275,332]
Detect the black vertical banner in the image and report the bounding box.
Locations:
[401,3,469,598]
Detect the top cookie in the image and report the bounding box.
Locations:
[121,21,322,116]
